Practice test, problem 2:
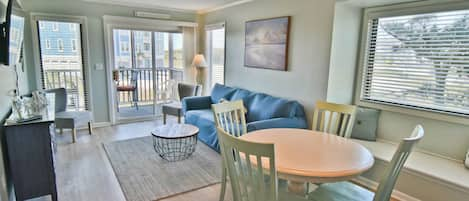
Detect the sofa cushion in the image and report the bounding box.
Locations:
[245,93,300,122]
[185,109,220,151]
[229,88,252,102]
[210,84,236,104]
[185,109,214,122]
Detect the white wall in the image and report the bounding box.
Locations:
[203,0,336,120]
[327,3,362,104]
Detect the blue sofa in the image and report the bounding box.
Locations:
[182,84,308,152]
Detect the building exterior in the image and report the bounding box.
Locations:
[38,21,82,70]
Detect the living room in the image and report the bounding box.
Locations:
[0,0,468,201]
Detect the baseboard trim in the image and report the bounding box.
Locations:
[73,122,111,131]
[92,122,112,128]
[352,176,421,201]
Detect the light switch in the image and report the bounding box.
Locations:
[95,63,104,70]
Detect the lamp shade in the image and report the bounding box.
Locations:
[192,54,207,68]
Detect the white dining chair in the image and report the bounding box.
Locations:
[212,100,248,201]
[312,101,357,138]
[216,127,308,201]
[307,125,424,201]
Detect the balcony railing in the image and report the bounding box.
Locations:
[115,67,184,107]
[43,67,184,112]
[43,69,85,111]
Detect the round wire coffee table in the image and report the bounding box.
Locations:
[151,124,199,162]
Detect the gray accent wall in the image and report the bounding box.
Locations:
[202,0,336,121]
[20,0,197,123]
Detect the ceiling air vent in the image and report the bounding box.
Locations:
[134,11,171,20]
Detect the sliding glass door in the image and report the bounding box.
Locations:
[206,24,226,88]
[112,29,183,120]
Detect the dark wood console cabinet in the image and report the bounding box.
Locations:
[4,98,57,201]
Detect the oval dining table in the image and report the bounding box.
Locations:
[239,128,375,195]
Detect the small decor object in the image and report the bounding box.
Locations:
[465,149,469,169]
[32,90,48,113]
[245,16,291,71]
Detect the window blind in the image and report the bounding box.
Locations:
[361,9,469,116]
[37,20,89,111]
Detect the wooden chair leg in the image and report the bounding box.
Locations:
[72,128,77,143]
[163,114,167,125]
[219,166,227,201]
[177,114,181,124]
[88,122,93,135]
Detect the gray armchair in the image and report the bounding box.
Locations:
[162,83,201,124]
[46,88,93,143]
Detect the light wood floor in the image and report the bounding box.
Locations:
[29,117,231,201]
[29,117,397,201]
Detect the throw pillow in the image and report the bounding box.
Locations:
[351,107,380,141]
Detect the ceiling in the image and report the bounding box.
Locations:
[82,0,251,13]
[82,0,423,13]
[337,0,421,7]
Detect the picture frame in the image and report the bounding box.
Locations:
[244,16,291,71]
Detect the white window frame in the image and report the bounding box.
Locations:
[205,22,226,89]
[52,22,59,31]
[45,39,51,49]
[355,0,469,125]
[69,23,76,31]
[120,41,129,52]
[71,39,77,52]
[31,13,94,113]
[57,39,64,52]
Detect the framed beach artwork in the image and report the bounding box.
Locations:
[244,16,290,71]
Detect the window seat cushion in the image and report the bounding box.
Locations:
[351,139,469,191]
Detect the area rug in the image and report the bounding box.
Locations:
[103,136,222,201]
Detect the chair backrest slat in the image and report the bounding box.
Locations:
[212,100,247,137]
[312,101,357,138]
[217,127,278,201]
[373,125,424,201]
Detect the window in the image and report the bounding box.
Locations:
[112,30,182,69]
[172,33,183,68]
[52,22,59,31]
[113,29,132,69]
[45,39,51,49]
[360,9,469,117]
[69,23,76,31]
[133,31,153,68]
[37,19,89,111]
[71,39,77,52]
[120,41,129,52]
[9,15,25,65]
[206,24,225,88]
[57,39,64,52]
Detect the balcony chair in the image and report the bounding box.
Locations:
[307,125,424,201]
[216,127,308,201]
[312,101,358,138]
[162,82,201,124]
[116,70,139,111]
[212,100,247,201]
[46,88,93,143]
